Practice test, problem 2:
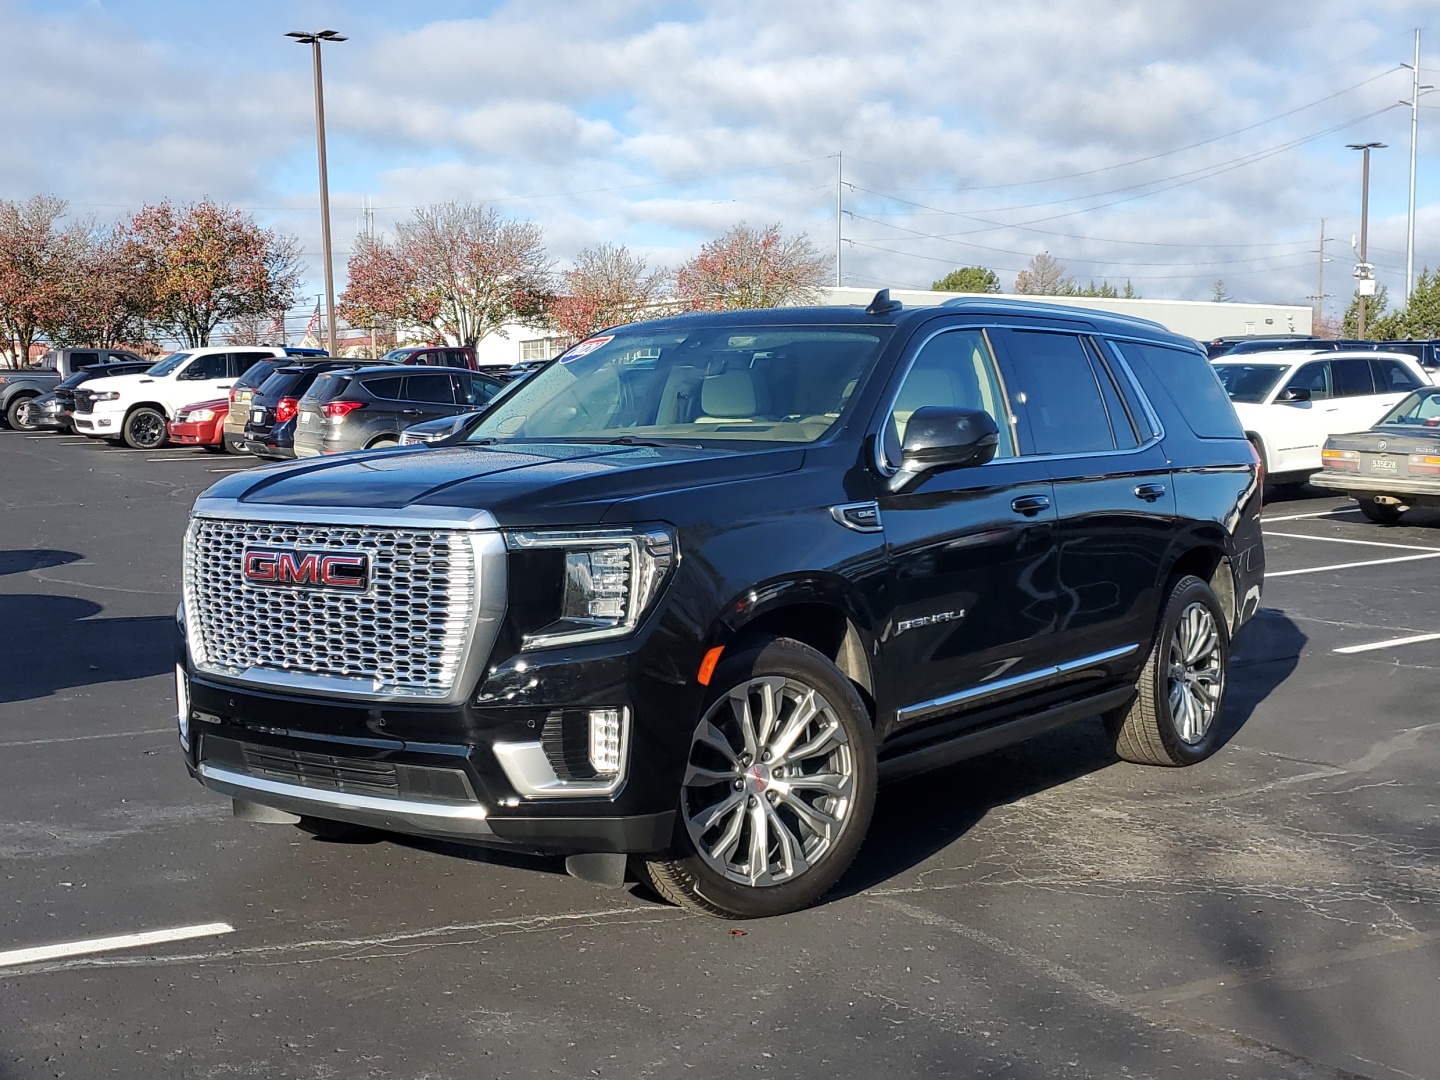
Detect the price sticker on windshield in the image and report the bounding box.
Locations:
[558,336,613,364]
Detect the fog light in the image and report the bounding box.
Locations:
[98,419,112,428]
[588,708,624,775]
[175,664,191,752]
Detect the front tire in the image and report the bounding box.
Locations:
[637,637,876,919]
[7,396,40,431]
[1105,575,1229,767]
[122,406,168,450]
[1356,496,1403,525]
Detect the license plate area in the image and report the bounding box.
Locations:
[251,408,265,424]
[1369,456,1399,473]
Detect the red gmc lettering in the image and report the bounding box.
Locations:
[242,549,367,590]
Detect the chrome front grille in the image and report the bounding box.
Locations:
[183,517,479,698]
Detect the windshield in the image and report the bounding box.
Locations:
[1378,388,1440,427]
[464,327,891,446]
[379,348,421,363]
[1211,362,1287,404]
[147,352,192,377]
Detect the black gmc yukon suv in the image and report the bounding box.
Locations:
[178,294,1264,918]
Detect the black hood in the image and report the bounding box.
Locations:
[201,441,805,525]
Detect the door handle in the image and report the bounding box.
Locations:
[401,408,423,415]
[1010,494,1051,516]
[1134,482,1166,502]
[217,384,232,389]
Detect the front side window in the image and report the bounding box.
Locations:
[1286,360,1332,400]
[992,330,1118,455]
[147,352,193,377]
[466,327,890,446]
[181,354,229,381]
[405,373,456,403]
[881,328,1015,467]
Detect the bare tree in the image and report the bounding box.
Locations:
[1013,252,1069,295]
[550,243,671,339]
[675,223,828,310]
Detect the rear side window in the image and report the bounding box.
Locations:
[1332,357,1376,397]
[234,361,279,391]
[404,373,455,403]
[990,329,1118,455]
[1111,341,1244,440]
[1373,358,1424,393]
[443,350,470,369]
[363,376,406,400]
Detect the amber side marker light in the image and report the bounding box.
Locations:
[697,646,725,686]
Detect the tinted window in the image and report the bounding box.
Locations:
[1113,342,1244,439]
[182,354,229,380]
[452,372,495,407]
[882,328,1015,466]
[1287,360,1332,400]
[443,350,470,369]
[1372,358,1422,394]
[363,376,405,401]
[301,374,353,405]
[403,373,455,403]
[70,351,101,368]
[1332,357,1376,397]
[234,360,280,391]
[1089,342,1140,449]
[992,330,1116,455]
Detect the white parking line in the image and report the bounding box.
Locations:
[1268,552,1440,577]
[1264,531,1440,553]
[0,727,171,749]
[0,923,234,969]
[145,456,206,462]
[1263,508,1364,522]
[1335,632,1440,655]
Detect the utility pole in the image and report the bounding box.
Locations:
[1310,218,1332,330]
[835,152,843,288]
[287,29,347,357]
[1401,30,1433,299]
[1347,142,1385,339]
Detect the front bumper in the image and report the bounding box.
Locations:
[168,419,223,445]
[73,403,124,435]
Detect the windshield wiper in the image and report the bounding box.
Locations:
[601,435,704,449]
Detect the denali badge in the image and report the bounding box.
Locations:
[241,548,369,591]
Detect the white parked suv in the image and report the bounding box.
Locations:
[1211,350,1434,482]
[72,347,288,449]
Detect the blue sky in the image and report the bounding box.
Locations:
[4,0,1439,324]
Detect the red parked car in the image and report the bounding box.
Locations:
[167,398,229,451]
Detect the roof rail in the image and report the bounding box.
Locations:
[865,288,904,316]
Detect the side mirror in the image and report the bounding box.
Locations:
[1277,386,1312,402]
[888,406,1000,493]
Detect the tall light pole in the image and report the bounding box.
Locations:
[286,29,347,357]
[1400,30,1434,299]
[1346,142,1385,340]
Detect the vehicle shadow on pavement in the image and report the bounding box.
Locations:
[834,611,1304,901]
[0,593,173,705]
[0,548,82,576]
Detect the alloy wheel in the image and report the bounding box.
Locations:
[1166,602,1224,745]
[130,412,165,448]
[682,676,856,887]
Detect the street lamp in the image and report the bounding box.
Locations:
[1346,141,1385,340]
[286,29,347,358]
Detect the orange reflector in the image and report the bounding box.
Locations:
[697,646,725,686]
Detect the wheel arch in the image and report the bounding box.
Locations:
[125,400,172,421]
[711,574,878,718]
[1161,532,1237,633]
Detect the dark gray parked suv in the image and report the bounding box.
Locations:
[293,367,506,456]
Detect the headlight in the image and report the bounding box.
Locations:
[181,408,217,422]
[505,527,676,649]
[90,391,121,401]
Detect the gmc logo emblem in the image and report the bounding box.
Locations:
[241,548,369,591]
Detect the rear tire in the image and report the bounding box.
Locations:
[1105,575,1229,767]
[122,406,167,450]
[7,396,40,431]
[1356,496,1403,525]
[636,637,876,919]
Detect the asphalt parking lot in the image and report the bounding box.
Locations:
[3,429,1439,1080]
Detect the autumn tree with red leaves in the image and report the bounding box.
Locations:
[340,203,551,346]
[674,222,828,311]
[125,199,301,347]
[43,224,150,349]
[0,195,71,367]
[550,243,670,340]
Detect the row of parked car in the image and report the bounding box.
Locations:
[1,343,528,458]
[1207,343,1440,524]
